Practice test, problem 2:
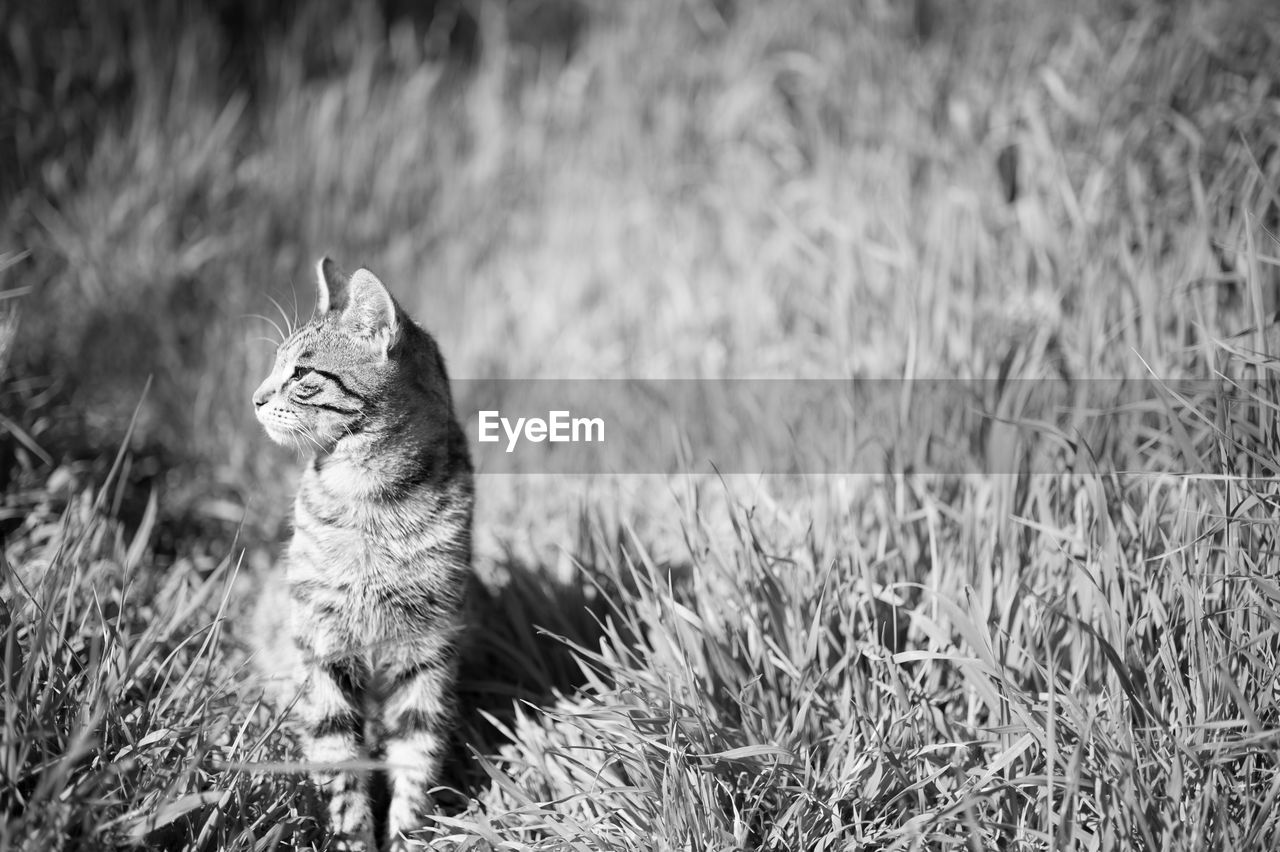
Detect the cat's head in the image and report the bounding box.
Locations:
[252,258,402,452]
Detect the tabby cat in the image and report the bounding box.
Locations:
[252,258,473,849]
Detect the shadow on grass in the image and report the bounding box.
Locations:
[434,553,610,810]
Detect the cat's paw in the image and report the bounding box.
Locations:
[385,792,434,851]
[327,836,374,852]
[327,789,374,851]
[385,832,427,852]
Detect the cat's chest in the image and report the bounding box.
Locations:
[296,522,384,572]
[292,512,426,581]
[312,454,388,500]
[289,476,449,581]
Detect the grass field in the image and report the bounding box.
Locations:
[4,0,1280,848]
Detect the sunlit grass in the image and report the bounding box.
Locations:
[0,447,318,848]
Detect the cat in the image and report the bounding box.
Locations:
[252,258,473,850]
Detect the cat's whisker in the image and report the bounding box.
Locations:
[297,425,325,452]
[288,278,303,327]
[244,313,287,344]
[267,294,295,338]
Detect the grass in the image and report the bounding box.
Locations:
[3,0,1280,848]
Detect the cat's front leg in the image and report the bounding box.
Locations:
[299,654,374,849]
[380,654,458,847]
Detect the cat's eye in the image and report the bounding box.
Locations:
[289,366,321,399]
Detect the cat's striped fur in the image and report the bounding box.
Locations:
[253,258,473,849]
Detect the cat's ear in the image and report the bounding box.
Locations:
[342,268,399,353]
[315,256,349,315]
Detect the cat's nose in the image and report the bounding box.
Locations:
[252,379,275,408]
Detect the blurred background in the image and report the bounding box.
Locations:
[3,0,1280,519]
